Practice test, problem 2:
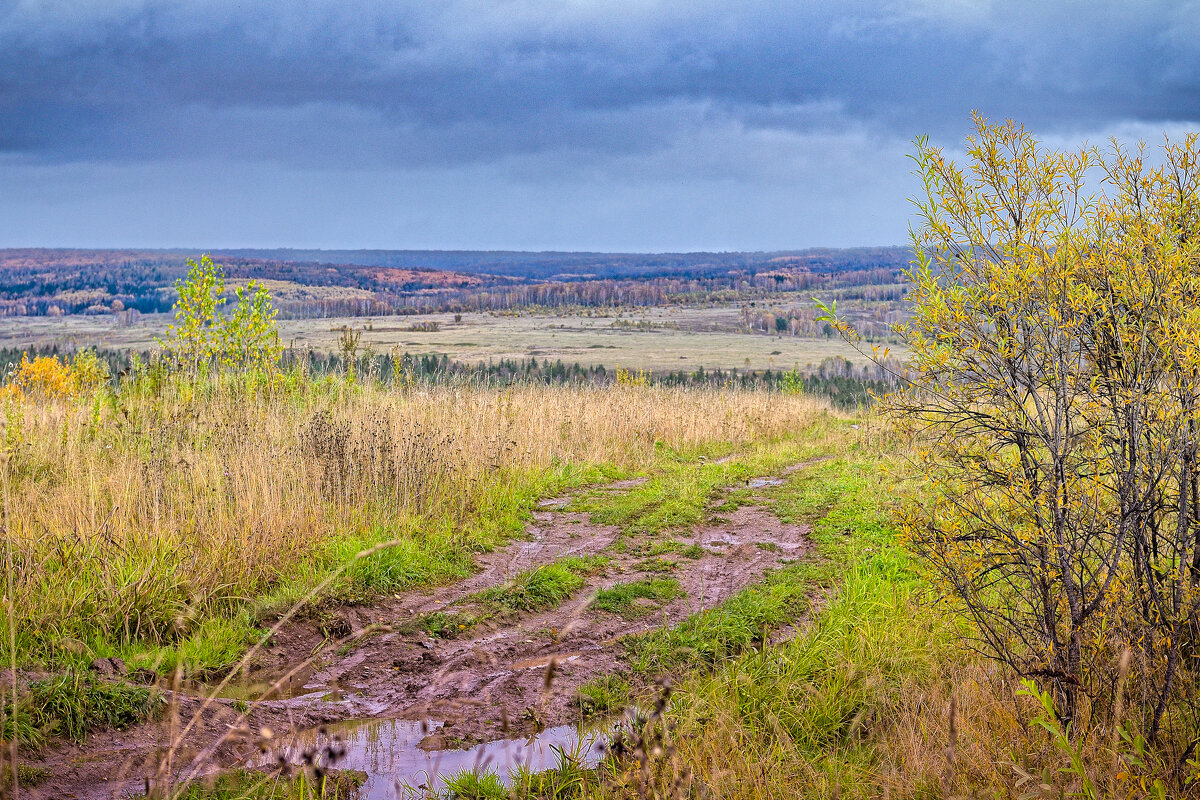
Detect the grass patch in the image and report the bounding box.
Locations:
[624,564,814,675]
[442,769,509,799]
[510,753,594,798]
[4,672,162,747]
[634,556,679,573]
[149,768,365,799]
[474,555,610,614]
[573,674,631,718]
[125,613,265,679]
[0,763,52,788]
[591,578,685,619]
[572,436,825,536]
[626,539,706,560]
[411,610,481,639]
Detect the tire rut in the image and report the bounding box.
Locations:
[27,465,819,799]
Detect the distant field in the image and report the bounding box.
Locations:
[0,305,892,372]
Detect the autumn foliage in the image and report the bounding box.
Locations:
[861,115,1200,773]
[818,117,1200,784]
[3,351,110,399]
[160,254,282,373]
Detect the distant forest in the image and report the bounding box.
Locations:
[0,247,911,318]
[0,345,901,410]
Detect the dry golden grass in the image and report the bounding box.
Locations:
[0,379,830,668]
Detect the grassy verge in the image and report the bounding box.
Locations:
[573,674,632,718]
[3,380,829,683]
[596,429,955,799]
[2,671,163,749]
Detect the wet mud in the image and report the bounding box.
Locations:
[23,467,815,799]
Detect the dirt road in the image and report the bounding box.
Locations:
[25,468,815,799]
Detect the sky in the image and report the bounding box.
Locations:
[1,0,1198,251]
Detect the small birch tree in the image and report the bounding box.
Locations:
[160,254,281,374]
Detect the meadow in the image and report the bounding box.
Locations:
[2,374,828,674]
[0,353,1165,800]
[0,305,884,375]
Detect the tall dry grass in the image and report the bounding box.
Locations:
[0,379,829,667]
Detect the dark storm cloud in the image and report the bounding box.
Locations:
[2,1,1198,250]
[3,0,1198,168]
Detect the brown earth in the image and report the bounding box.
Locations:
[21,471,815,800]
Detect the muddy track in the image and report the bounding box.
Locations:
[27,468,817,799]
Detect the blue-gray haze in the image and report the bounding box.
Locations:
[1,1,1197,250]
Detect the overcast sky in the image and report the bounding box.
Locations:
[1,0,1198,251]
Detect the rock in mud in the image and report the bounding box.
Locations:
[89,657,127,676]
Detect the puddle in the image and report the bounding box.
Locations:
[261,718,606,797]
[746,477,784,488]
[537,497,570,508]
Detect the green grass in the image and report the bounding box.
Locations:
[510,750,594,798]
[638,448,948,798]
[489,436,940,800]
[573,674,631,718]
[443,770,509,799]
[571,436,825,536]
[474,555,610,614]
[123,613,265,679]
[3,671,162,747]
[624,538,707,560]
[148,768,365,799]
[412,610,482,639]
[634,556,679,573]
[591,578,685,619]
[0,763,52,788]
[623,563,814,674]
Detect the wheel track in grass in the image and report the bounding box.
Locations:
[27,456,831,799]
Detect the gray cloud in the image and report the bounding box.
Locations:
[1,0,1197,248]
[5,0,1199,166]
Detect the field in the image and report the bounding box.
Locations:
[0,366,1120,800]
[0,306,887,374]
[4,211,1197,800]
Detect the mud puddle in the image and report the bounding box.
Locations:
[746,477,784,488]
[261,719,606,798]
[30,462,820,798]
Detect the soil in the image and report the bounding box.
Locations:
[21,468,816,800]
